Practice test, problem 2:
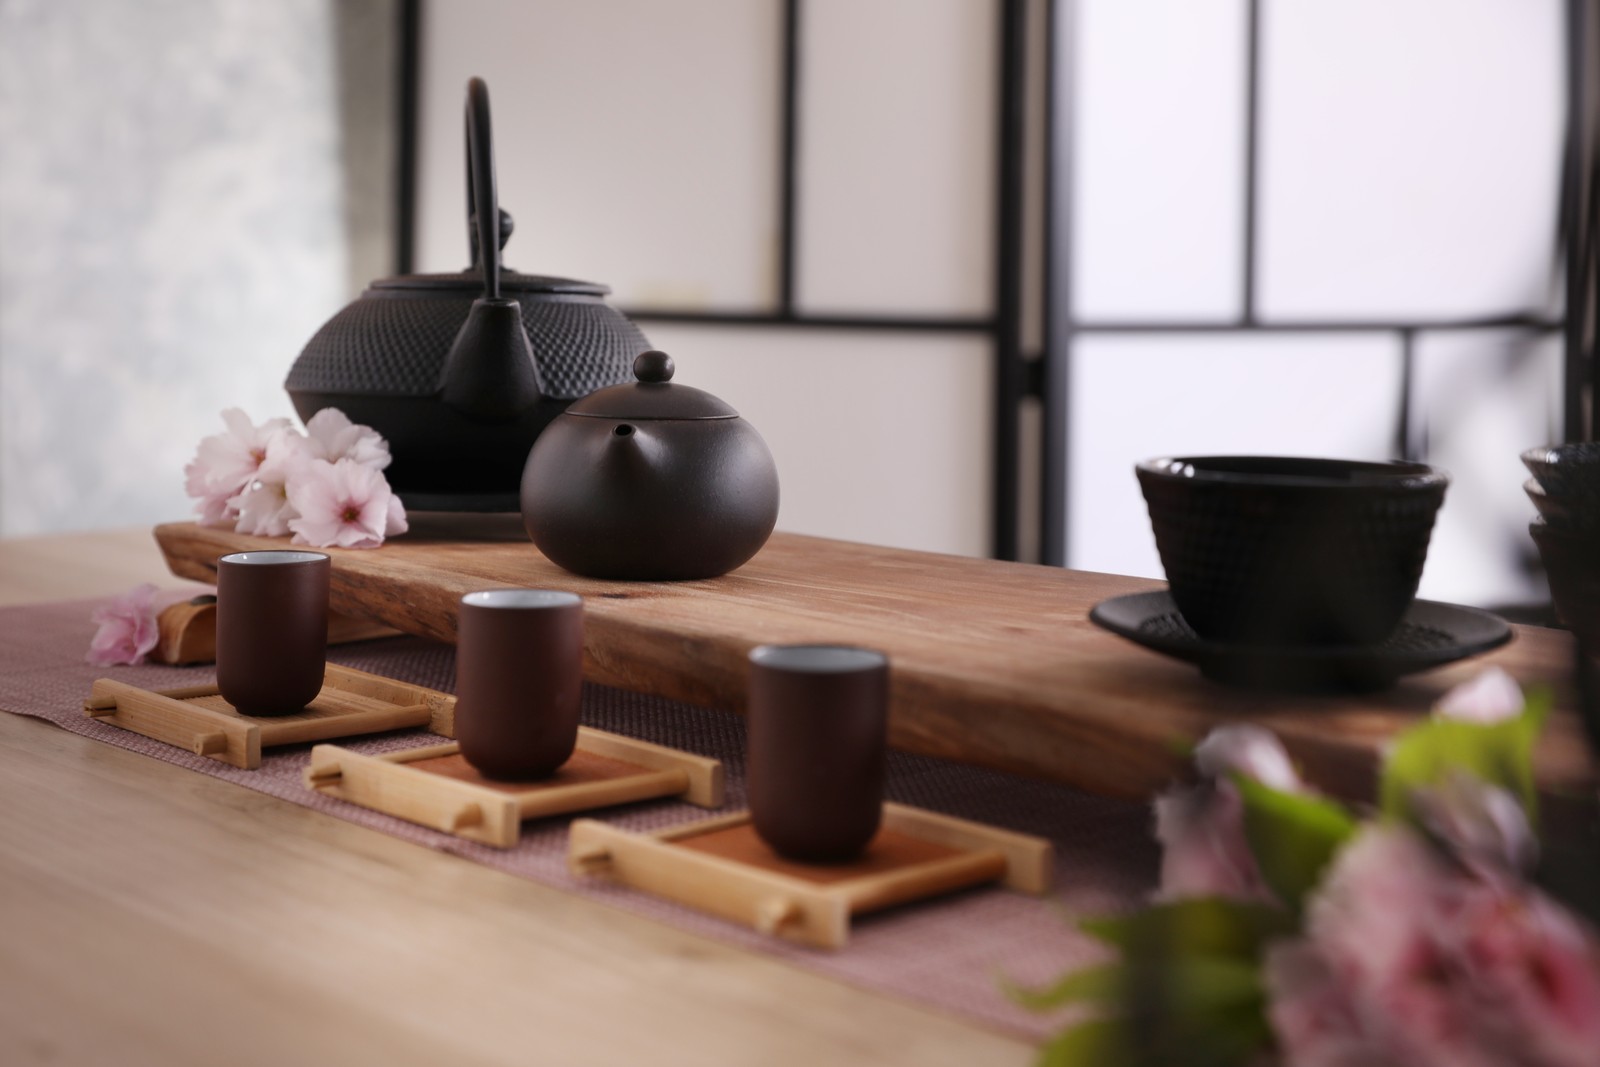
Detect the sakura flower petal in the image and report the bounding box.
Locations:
[85,583,162,666]
[184,408,295,517]
[232,480,297,537]
[385,493,408,537]
[1153,779,1275,903]
[303,408,392,470]
[1194,723,1305,793]
[1434,666,1524,724]
[287,458,395,549]
[1413,773,1538,880]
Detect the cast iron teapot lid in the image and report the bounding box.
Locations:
[565,350,738,420]
[373,270,606,295]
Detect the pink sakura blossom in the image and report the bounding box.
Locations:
[85,583,162,666]
[1266,826,1600,1067]
[301,407,392,470]
[287,458,408,549]
[1434,666,1525,724]
[1153,725,1305,903]
[183,408,292,527]
[230,430,310,537]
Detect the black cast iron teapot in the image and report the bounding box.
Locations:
[521,350,780,580]
[284,78,649,511]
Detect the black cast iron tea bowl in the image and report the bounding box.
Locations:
[1136,456,1449,647]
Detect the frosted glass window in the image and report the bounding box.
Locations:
[1413,330,1561,607]
[414,0,781,311]
[796,0,996,317]
[1068,333,1401,577]
[1074,0,1246,321]
[1257,0,1563,319]
[644,324,993,558]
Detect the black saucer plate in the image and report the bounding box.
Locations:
[1089,592,1513,693]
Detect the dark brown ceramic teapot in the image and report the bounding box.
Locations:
[521,350,780,580]
[284,78,649,511]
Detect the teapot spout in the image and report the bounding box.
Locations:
[439,297,543,422]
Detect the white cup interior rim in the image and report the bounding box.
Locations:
[462,589,581,609]
[749,644,887,673]
[220,551,328,566]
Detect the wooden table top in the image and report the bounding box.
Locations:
[0,527,1030,1067]
[158,518,1597,803]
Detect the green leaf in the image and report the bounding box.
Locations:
[1035,1020,1128,1067]
[1005,962,1122,1011]
[1380,688,1550,823]
[1032,1000,1272,1067]
[1080,897,1296,961]
[1006,957,1263,1015]
[1234,776,1358,911]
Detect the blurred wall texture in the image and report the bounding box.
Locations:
[0,0,396,536]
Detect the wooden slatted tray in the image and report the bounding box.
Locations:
[84,664,455,769]
[306,730,724,848]
[568,805,1053,949]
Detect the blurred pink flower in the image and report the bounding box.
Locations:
[1268,826,1600,1067]
[1264,940,1397,1067]
[183,408,292,527]
[1153,725,1305,902]
[1154,779,1274,903]
[1434,666,1524,724]
[287,458,408,549]
[301,408,392,470]
[1194,723,1306,792]
[1413,772,1538,881]
[85,583,161,667]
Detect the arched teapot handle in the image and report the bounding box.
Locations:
[463,77,511,298]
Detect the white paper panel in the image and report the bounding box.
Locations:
[1074,0,1246,320]
[1068,333,1401,577]
[1413,330,1561,607]
[414,0,781,310]
[1258,0,1563,319]
[795,0,996,316]
[642,325,993,558]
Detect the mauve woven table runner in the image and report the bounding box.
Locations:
[0,596,1159,1040]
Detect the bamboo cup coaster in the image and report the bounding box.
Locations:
[304,728,725,848]
[83,663,456,770]
[568,804,1053,949]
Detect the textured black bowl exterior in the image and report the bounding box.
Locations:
[1138,457,1448,646]
[1530,520,1600,646]
[1525,478,1583,530]
[1521,444,1600,532]
[286,280,650,504]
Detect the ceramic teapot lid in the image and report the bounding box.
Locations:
[565,351,738,420]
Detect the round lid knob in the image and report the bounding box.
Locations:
[634,350,675,383]
[564,349,738,420]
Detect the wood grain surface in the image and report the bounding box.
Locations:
[156,519,1598,802]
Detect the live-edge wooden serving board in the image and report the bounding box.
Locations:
[155,518,1595,802]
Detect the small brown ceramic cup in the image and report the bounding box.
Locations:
[216,550,330,717]
[747,644,889,863]
[454,589,584,780]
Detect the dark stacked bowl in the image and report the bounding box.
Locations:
[1523,444,1600,643]
[1138,457,1449,646]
